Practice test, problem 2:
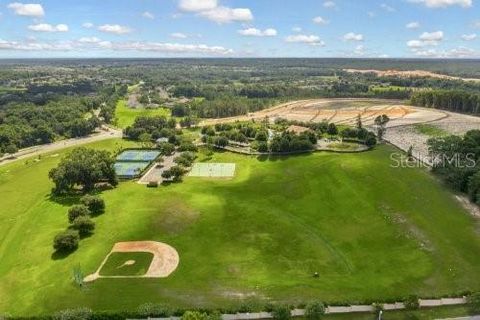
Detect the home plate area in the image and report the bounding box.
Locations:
[84,241,179,282]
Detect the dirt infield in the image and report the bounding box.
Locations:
[200,99,445,127]
[84,241,179,282]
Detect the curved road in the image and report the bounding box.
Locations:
[0,126,122,166]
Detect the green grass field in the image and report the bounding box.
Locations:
[115,99,171,128]
[1,139,480,316]
[99,252,153,277]
[413,123,448,137]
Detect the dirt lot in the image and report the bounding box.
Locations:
[343,68,480,82]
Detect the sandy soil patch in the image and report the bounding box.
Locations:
[84,241,179,282]
[344,68,480,82]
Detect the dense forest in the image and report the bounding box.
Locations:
[411,90,480,114]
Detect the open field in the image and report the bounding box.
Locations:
[199,99,446,128]
[343,68,480,82]
[1,139,480,316]
[115,99,171,128]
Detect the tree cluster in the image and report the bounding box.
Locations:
[49,148,118,194]
[427,130,480,205]
[53,195,105,253]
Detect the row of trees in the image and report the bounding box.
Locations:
[124,115,177,141]
[53,195,105,253]
[411,90,480,114]
[427,130,480,205]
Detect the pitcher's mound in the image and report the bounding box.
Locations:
[84,241,179,282]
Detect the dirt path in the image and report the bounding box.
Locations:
[0,126,122,166]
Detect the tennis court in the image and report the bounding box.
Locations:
[188,163,236,178]
[116,150,161,162]
[114,162,150,178]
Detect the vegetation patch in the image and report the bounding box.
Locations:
[413,123,448,137]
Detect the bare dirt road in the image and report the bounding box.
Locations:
[0,126,122,166]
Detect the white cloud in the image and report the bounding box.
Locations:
[461,33,477,41]
[7,2,44,17]
[285,34,325,46]
[343,32,364,41]
[142,11,155,19]
[406,21,420,29]
[323,1,336,8]
[98,24,132,35]
[199,6,253,23]
[179,0,218,12]
[238,27,277,37]
[354,45,366,55]
[407,31,444,48]
[412,46,477,58]
[78,37,101,43]
[82,22,94,29]
[28,23,69,32]
[0,38,234,55]
[171,32,187,39]
[312,16,329,25]
[419,30,444,43]
[408,0,472,8]
[292,27,302,33]
[380,3,396,12]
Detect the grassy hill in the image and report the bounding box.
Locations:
[1,141,480,316]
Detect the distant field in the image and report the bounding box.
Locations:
[1,139,480,316]
[115,99,171,128]
[413,123,448,137]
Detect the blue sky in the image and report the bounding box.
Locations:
[0,0,479,58]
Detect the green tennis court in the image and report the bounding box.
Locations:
[188,163,236,178]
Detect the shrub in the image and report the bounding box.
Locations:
[305,302,325,320]
[68,205,91,223]
[137,303,172,318]
[468,292,480,314]
[53,308,93,320]
[181,311,208,320]
[80,195,105,215]
[272,306,291,320]
[147,181,159,188]
[53,230,80,252]
[72,216,95,236]
[403,295,419,310]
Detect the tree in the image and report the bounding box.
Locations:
[53,230,80,252]
[374,114,390,140]
[326,123,338,136]
[68,205,91,223]
[305,302,325,320]
[5,144,18,154]
[159,142,175,156]
[255,130,268,142]
[138,132,153,148]
[80,195,105,215]
[72,216,95,236]
[468,292,480,314]
[356,114,363,129]
[272,306,291,320]
[49,148,117,194]
[365,133,377,147]
[407,145,414,161]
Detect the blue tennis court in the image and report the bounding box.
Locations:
[116,150,160,162]
[114,162,150,178]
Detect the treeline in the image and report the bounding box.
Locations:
[427,130,480,205]
[0,97,101,154]
[411,90,480,114]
